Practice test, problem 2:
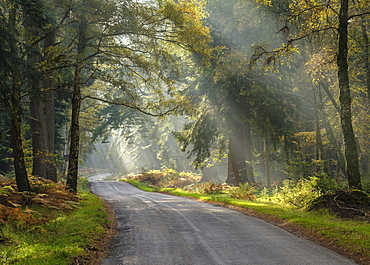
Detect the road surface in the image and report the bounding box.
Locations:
[89,178,356,265]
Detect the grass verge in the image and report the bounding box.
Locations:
[125,179,370,265]
[0,192,110,265]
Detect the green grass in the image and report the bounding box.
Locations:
[126,180,370,262]
[124,179,158,192]
[0,192,110,265]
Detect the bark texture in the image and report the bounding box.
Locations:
[67,19,87,191]
[11,86,31,192]
[337,0,362,189]
[9,4,31,192]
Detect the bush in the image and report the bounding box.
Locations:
[197,182,223,195]
[230,183,256,200]
[272,177,321,208]
[315,173,339,193]
[123,169,201,188]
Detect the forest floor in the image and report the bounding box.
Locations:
[0,176,111,264]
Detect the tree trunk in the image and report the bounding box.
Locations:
[66,19,87,192]
[11,83,31,192]
[9,3,31,192]
[314,86,327,173]
[284,137,291,175]
[30,94,48,178]
[319,81,346,176]
[25,1,47,179]
[337,0,362,189]
[359,20,370,99]
[264,136,271,189]
[230,126,249,184]
[66,73,81,191]
[243,121,255,183]
[44,31,57,181]
[227,140,242,186]
[26,1,57,181]
[226,148,237,185]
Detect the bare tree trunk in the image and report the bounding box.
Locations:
[44,31,57,181]
[9,3,31,192]
[66,71,82,191]
[362,22,370,100]
[337,0,362,189]
[314,86,327,173]
[319,81,346,175]
[226,148,237,185]
[66,19,87,191]
[264,136,271,189]
[284,137,292,175]
[227,139,242,186]
[243,121,255,183]
[11,85,31,192]
[25,1,48,179]
[30,94,48,178]
[26,0,57,181]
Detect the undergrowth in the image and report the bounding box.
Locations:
[123,169,201,188]
[0,177,110,264]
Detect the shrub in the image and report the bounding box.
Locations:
[230,183,256,200]
[197,182,223,195]
[123,169,201,188]
[315,173,339,193]
[272,177,321,208]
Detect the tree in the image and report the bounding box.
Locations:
[23,0,58,181]
[337,0,362,189]
[58,0,212,191]
[0,1,31,191]
[252,0,369,189]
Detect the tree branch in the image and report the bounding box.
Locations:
[83,95,178,117]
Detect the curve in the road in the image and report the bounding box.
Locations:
[90,180,356,265]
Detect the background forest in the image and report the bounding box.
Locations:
[0,0,369,193]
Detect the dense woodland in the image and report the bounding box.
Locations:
[0,0,369,192]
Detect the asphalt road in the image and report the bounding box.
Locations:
[89,178,356,265]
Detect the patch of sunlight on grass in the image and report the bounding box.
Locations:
[8,242,84,265]
[0,192,110,265]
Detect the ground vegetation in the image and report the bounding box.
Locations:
[0,174,111,264]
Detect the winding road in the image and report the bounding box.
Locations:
[89,174,356,265]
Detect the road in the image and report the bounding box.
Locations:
[89,178,356,265]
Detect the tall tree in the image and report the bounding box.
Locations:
[337,0,362,189]
[24,0,58,181]
[60,0,212,191]
[254,0,369,189]
[0,1,31,191]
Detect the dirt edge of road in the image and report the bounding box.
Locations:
[77,197,117,265]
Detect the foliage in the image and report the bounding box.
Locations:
[0,192,109,265]
[173,112,224,168]
[269,177,321,209]
[0,177,78,225]
[196,181,224,194]
[315,173,345,193]
[230,182,257,200]
[122,169,201,188]
[0,175,110,264]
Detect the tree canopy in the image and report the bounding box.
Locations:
[0,0,369,192]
